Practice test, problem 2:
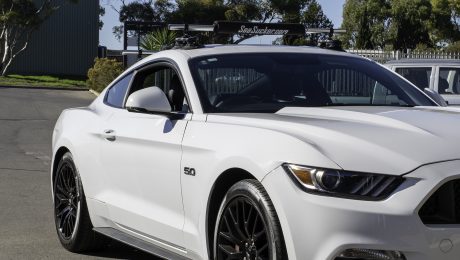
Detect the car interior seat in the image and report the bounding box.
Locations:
[303,75,332,106]
[438,78,449,94]
[168,75,185,112]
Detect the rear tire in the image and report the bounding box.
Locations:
[53,152,105,252]
[213,179,287,260]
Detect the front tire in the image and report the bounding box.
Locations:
[53,152,104,252]
[213,179,286,260]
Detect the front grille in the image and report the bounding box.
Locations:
[419,180,460,224]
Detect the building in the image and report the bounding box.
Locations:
[8,0,99,77]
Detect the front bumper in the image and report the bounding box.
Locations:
[262,160,460,260]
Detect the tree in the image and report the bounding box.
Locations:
[225,0,264,21]
[389,0,432,50]
[99,6,106,30]
[449,0,460,35]
[342,0,390,49]
[446,41,460,52]
[342,0,447,50]
[112,1,156,40]
[0,0,76,76]
[301,0,332,28]
[112,0,174,40]
[301,0,333,45]
[430,0,454,43]
[169,0,228,24]
[111,0,333,46]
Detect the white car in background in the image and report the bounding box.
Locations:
[386,59,460,105]
[51,45,460,260]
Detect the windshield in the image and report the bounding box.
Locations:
[189,53,436,113]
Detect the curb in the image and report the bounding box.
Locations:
[88,89,100,96]
[0,85,89,91]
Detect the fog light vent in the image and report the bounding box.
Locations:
[335,248,406,260]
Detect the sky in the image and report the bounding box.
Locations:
[99,0,346,49]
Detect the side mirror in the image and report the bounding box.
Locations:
[424,88,448,107]
[126,87,172,113]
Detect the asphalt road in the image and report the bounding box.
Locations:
[0,88,156,260]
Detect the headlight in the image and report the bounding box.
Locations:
[283,164,404,200]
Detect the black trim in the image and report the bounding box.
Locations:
[419,179,460,225]
[94,227,190,260]
[103,72,135,109]
[127,107,186,120]
[125,58,194,113]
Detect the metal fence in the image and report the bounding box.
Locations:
[347,49,460,64]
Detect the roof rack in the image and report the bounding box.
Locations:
[166,21,346,50]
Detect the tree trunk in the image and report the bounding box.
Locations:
[0,28,31,76]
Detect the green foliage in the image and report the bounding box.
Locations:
[0,74,86,88]
[389,0,432,50]
[113,1,172,40]
[111,0,334,46]
[342,0,460,50]
[141,29,177,51]
[170,0,228,24]
[87,58,124,93]
[225,0,263,21]
[414,43,435,51]
[99,6,105,30]
[446,41,460,52]
[301,0,332,28]
[270,0,309,23]
[342,0,390,49]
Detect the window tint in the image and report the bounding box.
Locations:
[106,73,133,108]
[197,68,264,97]
[128,66,187,112]
[395,67,432,90]
[318,68,402,105]
[439,67,460,94]
[190,54,435,113]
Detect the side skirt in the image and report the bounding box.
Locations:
[94,227,191,260]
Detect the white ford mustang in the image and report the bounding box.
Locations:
[51,45,460,260]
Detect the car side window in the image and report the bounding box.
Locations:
[128,66,188,112]
[105,73,133,108]
[439,67,460,94]
[395,67,432,90]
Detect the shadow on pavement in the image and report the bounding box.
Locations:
[81,239,161,259]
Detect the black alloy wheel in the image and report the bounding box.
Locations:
[54,155,81,241]
[214,180,286,260]
[53,152,105,252]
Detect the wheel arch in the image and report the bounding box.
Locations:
[52,146,71,186]
[205,168,257,258]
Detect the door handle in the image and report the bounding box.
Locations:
[103,129,116,141]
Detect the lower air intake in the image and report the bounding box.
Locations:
[419,179,460,224]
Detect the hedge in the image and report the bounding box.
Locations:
[87,58,124,93]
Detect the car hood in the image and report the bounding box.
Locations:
[206,106,460,175]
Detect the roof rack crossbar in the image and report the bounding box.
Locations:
[166,21,347,51]
[168,24,214,32]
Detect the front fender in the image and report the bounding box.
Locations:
[180,119,340,259]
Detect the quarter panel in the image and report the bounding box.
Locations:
[52,104,113,225]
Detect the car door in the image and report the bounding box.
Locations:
[100,62,190,249]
